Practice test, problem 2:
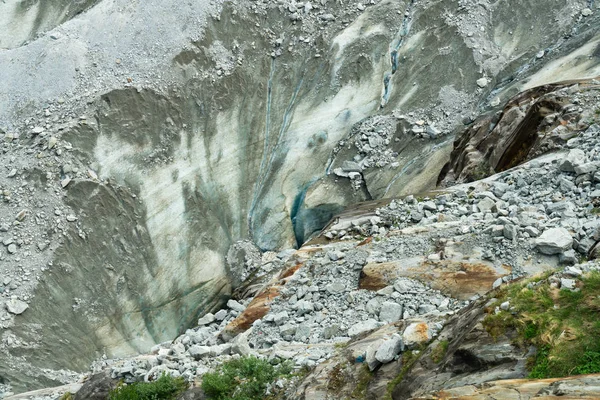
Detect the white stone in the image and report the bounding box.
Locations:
[535,228,573,255]
[197,312,215,326]
[379,301,403,323]
[375,334,403,364]
[227,299,245,312]
[348,319,380,337]
[560,278,576,290]
[6,299,28,315]
[559,149,586,172]
[402,322,431,349]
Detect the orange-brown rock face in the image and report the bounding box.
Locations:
[360,259,511,300]
[222,286,281,336]
[222,255,313,339]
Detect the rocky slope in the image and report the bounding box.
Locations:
[5,81,600,399]
[2,0,600,396]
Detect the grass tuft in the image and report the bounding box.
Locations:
[384,348,423,400]
[430,340,449,364]
[483,271,600,378]
[350,364,373,399]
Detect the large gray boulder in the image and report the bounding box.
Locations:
[559,149,586,172]
[375,334,404,364]
[535,228,573,255]
[379,301,404,323]
[348,319,380,337]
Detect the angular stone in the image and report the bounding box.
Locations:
[366,297,382,315]
[197,313,215,326]
[341,161,362,172]
[375,334,404,364]
[279,323,297,337]
[524,226,540,237]
[273,311,289,326]
[294,323,311,342]
[6,298,28,315]
[559,149,586,172]
[214,309,228,321]
[294,300,314,316]
[422,201,437,211]
[560,278,576,290]
[365,342,381,371]
[379,301,403,323]
[326,281,346,294]
[559,250,578,265]
[348,319,380,337]
[564,266,583,277]
[227,299,246,312]
[418,304,437,314]
[393,278,414,293]
[575,162,598,175]
[535,228,573,255]
[322,324,340,339]
[402,322,431,349]
[503,224,517,240]
[477,197,496,213]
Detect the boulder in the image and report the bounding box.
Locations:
[402,322,431,349]
[535,228,573,255]
[348,319,380,337]
[75,371,118,400]
[379,301,403,323]
[375,334,404,364]
[188,345,211,360]
[559,149,586,172]
[365,342,382,371]
[5,298,28,315]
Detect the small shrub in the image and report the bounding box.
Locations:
[201,356,292,400]
[108,374,187,400]
[59,393,74,400]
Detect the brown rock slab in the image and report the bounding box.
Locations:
[360,259,511,300]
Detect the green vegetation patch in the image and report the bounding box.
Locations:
[384,348,423,400]
[483,271,600,378]
[108,374,187,400]
[350,364,373,399]
[430,340,449,364]
[201,356,292,400]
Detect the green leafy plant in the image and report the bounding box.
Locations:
[201,356,292,400]
[108,373,187,400]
